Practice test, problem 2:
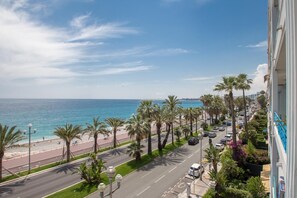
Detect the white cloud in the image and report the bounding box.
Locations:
[246,40,267,48]
[94,65,152,76]
[70,13,91,28]
[183,76,215,81]
[248,63,268,94]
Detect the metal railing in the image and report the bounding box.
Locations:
[274,112,287,152]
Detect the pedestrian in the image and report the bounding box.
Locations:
[43,136,45,141]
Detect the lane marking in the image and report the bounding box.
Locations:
[154,175,165,183]
[169,166,177,173]
[137,186,151,196]
[141,171,152,178]
[181,159,185,163]
[187,154,193,158]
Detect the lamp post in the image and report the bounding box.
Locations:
[98,183,106,198]
[24,123,36,173]
[198,128,203,181]
[115,174,122,188]
[107,166,115,198]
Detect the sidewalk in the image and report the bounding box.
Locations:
[178,163,222,198]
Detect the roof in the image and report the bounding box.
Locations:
[190,163,201,169]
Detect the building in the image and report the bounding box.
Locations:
[267,0,297,197]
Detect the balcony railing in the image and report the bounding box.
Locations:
[274,112,287,152]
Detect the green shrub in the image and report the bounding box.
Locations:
[222,187,252,198]
[203,188,215,198]
[246,177,267,198]
[201,122,209,131]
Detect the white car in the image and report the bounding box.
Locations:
[225,134,232,141]
[188,163,204,178]
[215,143,224,151]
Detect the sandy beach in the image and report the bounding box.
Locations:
[4,125,129,161]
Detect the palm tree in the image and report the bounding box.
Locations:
[200,94,213,122]
[127,142,145,161]
[85,117,109,153]
[214,76,238,147]
[193,107,202,134]
[54,124,82,162]
[151,104,164,152]
[185,108,195,136]
[204,143,220,175]
[105,118,125,148]
[163,95,181,145]
[162,108,173,148]
[0,124,23,180]
[237,74,253,137]
[177,107,184,127]
[126,114,148,161]
[137,100,154,155]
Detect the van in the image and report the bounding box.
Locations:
[188,163,204,178]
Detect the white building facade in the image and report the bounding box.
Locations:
[268,0,297,197]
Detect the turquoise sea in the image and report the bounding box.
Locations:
[0,99,202,141]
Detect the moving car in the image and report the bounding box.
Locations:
[188,137,199,145]
[188,163,204,178]
[215,143,224,151]
[218,126,225,131]
[208,132,217,138]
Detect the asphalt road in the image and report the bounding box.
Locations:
[88,130,227,198]
[0,133,168,198]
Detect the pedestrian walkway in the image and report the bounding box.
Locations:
[178,163,222,198]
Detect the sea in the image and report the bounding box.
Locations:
[0,99,202,141]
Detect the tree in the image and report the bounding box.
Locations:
[0,124,23,180]
[137,100,154,155]
[74,153,106,184]
[54,124,82,162]
[85,117,109,153]
[126,114,148,161]
[184,108,195,136]
[105,118,125,148]
[151,104,165,152]
[127,142,145,161]
[193,107,202,134]
[257,95,266,109]
[204,142,220,175]
[237,73,253,138]
[246,177,266,198]
[200,94,213,122]
[163,95,181,145]
[214,76,238,148]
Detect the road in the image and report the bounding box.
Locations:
[0,129,189,198]
[88,130,227,198]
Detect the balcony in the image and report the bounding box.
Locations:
[274,112,287,152]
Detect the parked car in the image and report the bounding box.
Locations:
[203,131,209,137]
[208,132,217,138]
[213,126,219,131]
[188,137,199,145]
[188,163,204,178]
[227,121,232,126]
[220,138,227,145]
[224,134,232,141]
[215,143,224,151]
[218,126,225,131]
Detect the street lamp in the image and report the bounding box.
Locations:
[98,183,106,198]
[23,123,37,173]
[115,174,122,188]
[198,128,203,181]
[107,166,116,198]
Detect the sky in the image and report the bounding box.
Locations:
[0,0,268,99]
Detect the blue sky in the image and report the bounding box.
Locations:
[0,0,268,99]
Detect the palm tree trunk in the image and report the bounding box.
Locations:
[157,124,162,152]
[230,92,237,146]
[147,125,152,155]
[66,142,71,162]
[136,139,141,161]
[113,129,117,148]
[242,89,248,138]
[195,118,198,134]
[179,114,182,127]
[0,152,3,181]
[190,115,193,136]
[94,134,98,153]
[171,123,174,145]
[162,124,170,148]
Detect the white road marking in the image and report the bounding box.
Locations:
[181,159,186,163]
[154,175,165,183]
[169,166,177,173]
[188,154,193,158]
[141,171,152,178]
[137,186,151,196]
